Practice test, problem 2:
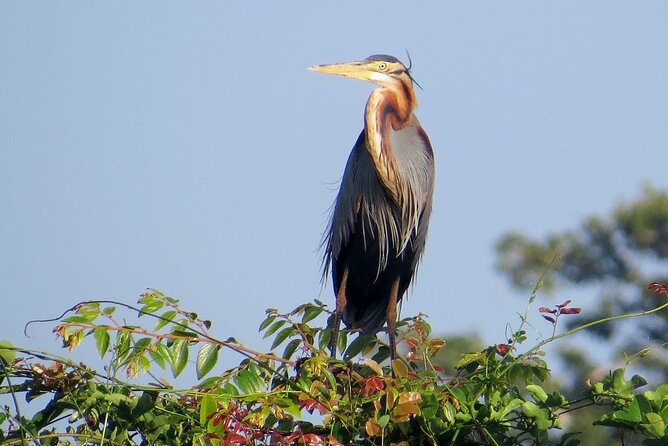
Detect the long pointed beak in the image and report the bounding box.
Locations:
[308,60,372,81]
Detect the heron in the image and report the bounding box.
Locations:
[309,55,435,361]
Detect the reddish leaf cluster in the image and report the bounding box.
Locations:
[538,300,582,325]
[272,431,334,446]
[648,282,668,296]
[299,398,329,415]
[362,375,385,397]
[31,361,91,393]
[209,402,253,444]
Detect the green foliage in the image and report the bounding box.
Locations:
[1,286,667,445]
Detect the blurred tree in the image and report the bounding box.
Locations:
[432,332,484,375]
[495,185,668,379]
[494,185,668,446]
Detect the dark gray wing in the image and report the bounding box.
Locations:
[323,117,434,333]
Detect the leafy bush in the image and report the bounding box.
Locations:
[1,283,667,445]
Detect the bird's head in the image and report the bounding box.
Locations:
[309,54,413,89]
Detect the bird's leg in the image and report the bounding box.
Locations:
[386,278,400,363]
[329,268,348,357]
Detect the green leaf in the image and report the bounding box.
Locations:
[457,352,485,370]
[282,338,302,360]
[170,329,199,341]
[337,330,348,354]
[632,374,649,389]
[270,326,296,350]
[102,306,116,316]
[526,384,548,403]
[196,343,220,379]
[163,295,178,305]
[155,310,177,331]
[0,340,16,366]
[392,359,408,378]
[258,315,276,332]
[302,306,323,324]
[371,346,391,364]
[263,320,286,338]
[497,398,523,421]
[199,376,222,389]
[522,401,550,430]
[223,382,240,397]
[321,366,338,391]
[612,368,626,392]
[363,358,384,377]
[149,343,169,370]
[235,369,264,394]
[140,299,165,315]
[170,339,189,378]
[343,335,375,361]
[114,330,132,367]
[643,412,665,437]
[104,392,132,406]
[660,404,668,425]
[637,394,653,418]
[281,399,302,418]
[93,328,110,358]
[318,329,331,351]
[200,393,216,427]
[132,391,157,418]
[132,337,152,355]
[63,315,95,324]
[415,319,431,337]
[137,355,151,374]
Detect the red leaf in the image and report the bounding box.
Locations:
[495,344,511,355]
[406,351,422,361]
[404,337,420,349]
[538,307,557,314]
[300,433,325,446]
[363,376,384,396]
[556,299,572,309]
[286,431,301,443]
[542,315,556,324]
[327,435,344,446]
[559,307,581,315]
[300,399,319,413]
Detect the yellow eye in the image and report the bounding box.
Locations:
[377,62,387,71]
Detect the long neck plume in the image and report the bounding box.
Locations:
[364,76,417,204]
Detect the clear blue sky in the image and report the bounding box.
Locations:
[2,2,667,364]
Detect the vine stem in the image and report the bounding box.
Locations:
[500,299,668,379]
[27,299,295,367]
[63,322,295,367]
